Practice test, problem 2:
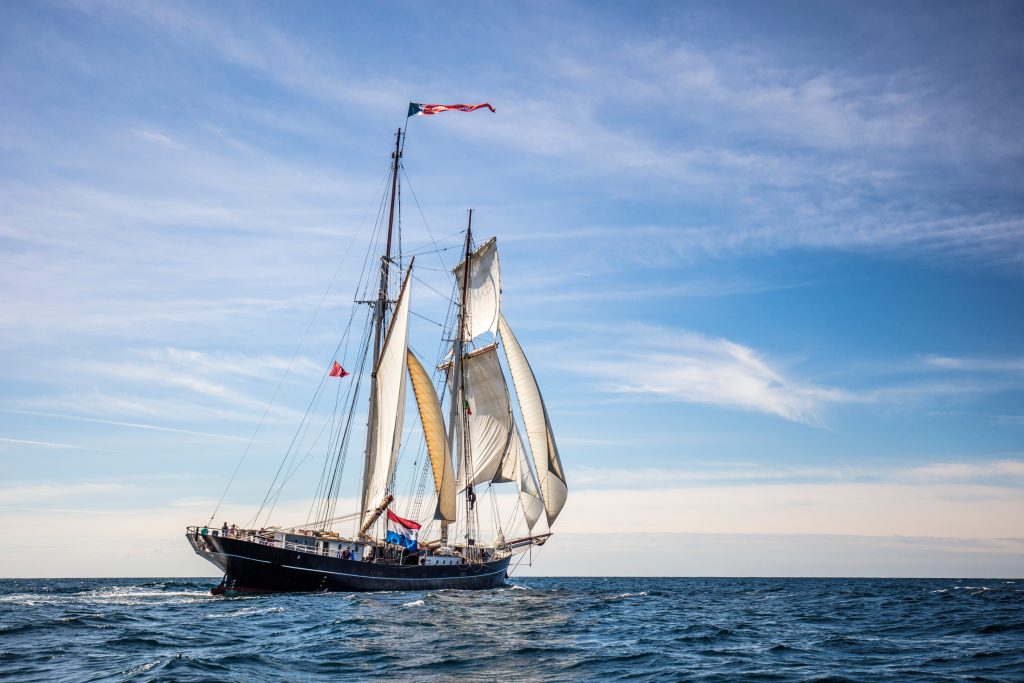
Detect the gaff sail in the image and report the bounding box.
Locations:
[360,268,411,523]
[407,350,457,522]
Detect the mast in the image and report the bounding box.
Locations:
[376,127,402,369]
[453,210,478,546]
[360,127,403,528]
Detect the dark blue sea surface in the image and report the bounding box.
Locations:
[1,577,1022,681]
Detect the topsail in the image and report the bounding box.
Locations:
[452,237,501,342]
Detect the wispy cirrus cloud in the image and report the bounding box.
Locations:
[922,355,1024,372]
[0,408,251,442]
[23,347,320,424]
[572,458,1024,488]
[901,459,1024,482]
[71,0,404,111]
[569,324,852,424]
[566,323,1024,425]
[0,482,127,505]
[0,436,122,453]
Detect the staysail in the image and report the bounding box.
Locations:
[508,423,544,531]
[498,313,567,525]
[461,344,515,487]
[407,350,456,522]
[360,269,411,521]
[452,237,501,341]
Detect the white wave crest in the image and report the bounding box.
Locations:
[610,591,649,600]
[206,606,285,619]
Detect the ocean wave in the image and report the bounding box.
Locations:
[605,590,649,601]
[2,577,1022,680]
[121,658,162,677]
[206,606,286,620]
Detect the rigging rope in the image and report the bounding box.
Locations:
[401,168,456,287]
[242,159,393,529]
[207,163,391,527]
[255,309,367,527]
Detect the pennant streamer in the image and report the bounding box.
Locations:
[408,102,495,117]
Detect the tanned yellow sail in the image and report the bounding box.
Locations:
[407,350,457,522]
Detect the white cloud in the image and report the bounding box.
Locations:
[901,459,1024,482]
[566,322,1024,423]
[572,459,1024,488]
[21,391,272,425]
[0,436,122,453]
[922,355,1024,372]
[570,324,852,424]
[130,129,178,148]
[20,1,1021,277]
[0,408,251,442]
[68,347,319,414]
[0,482,126,504]
[75,0,402,111]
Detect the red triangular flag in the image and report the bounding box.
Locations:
[329,361,349,378]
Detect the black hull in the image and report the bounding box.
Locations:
[188,533,510,593]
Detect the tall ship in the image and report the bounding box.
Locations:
[186,109,567,593]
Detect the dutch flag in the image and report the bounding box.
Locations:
[385,509,420,552]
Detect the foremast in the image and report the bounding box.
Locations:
[359,127,404,534]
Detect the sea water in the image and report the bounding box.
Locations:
[1,577,1021,681]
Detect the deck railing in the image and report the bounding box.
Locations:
[186,525,510,563]
[187,526,344,557]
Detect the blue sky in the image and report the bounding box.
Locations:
[1,0,1022,577]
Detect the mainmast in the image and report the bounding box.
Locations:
[359,127,403,530]
[450,210,478,547]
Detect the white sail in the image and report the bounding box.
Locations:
[509,424,544,531]
[450,342,545,531]
[361,269,411,520]
[452,237,501,341]
[462,344,515,487]
[498,314,567,526]
[407,350,456,523]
